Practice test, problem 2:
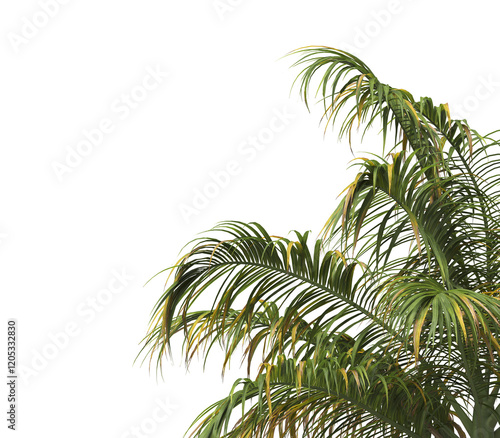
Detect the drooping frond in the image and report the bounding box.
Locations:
[141,221,390,374]
[186,349,464,438]
[289,46,481,184]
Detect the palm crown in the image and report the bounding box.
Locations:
[140,47,500,437]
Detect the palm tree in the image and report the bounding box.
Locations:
[140,47,500,437]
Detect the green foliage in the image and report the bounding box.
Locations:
[140,47,500,437]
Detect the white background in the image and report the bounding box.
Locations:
[1,0,500,436]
